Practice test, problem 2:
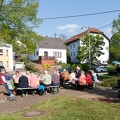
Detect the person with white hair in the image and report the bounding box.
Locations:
[29,72,39,88]
[42,70,52,87]
[0,69,16,100]
[18,71,29,96]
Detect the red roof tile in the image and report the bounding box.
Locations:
[64,27,110,44]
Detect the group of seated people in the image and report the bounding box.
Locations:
[59,66,101,91]
[0,66,101,98]
[12,70,60,95]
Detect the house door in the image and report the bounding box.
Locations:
[44,51,48,59]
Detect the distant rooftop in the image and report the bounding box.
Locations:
[64,27,110,44]
[38,37,66,49]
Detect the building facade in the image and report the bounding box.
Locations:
[64,28,110,64]
[28,37,67,65]
[0,43,14,71]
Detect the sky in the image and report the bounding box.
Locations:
[33,0,120,39]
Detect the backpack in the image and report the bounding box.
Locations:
[5,74,11,81]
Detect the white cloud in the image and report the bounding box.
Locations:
[104,28,112,33]
[67,29,75,33]
[58,24,79,30]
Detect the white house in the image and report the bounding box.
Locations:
[0,43,14,71]
[64,28,110,64]
[28,37,67,65]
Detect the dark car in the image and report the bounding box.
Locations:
[58,68,71,73]
[0,66,5,72]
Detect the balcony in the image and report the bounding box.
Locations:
[39,56,55,60]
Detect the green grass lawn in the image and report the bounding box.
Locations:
[0,96,120,120]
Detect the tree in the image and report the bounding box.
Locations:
[77,34,105,64]
[110,14,120,61]
[0,0,42,55]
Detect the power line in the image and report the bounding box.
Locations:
[42,9,120,20]
[98,23,113,29]
[55,22,113,38]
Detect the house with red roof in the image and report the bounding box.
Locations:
[64,28,110,64]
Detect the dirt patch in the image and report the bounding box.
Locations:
[22,110,44,117]
[91,98,120,103]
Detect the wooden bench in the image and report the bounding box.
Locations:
[63,81,72,89]
[17,87,38,97]
[93,81,100,88]
[44,85,59,94]
[17,85,59,97]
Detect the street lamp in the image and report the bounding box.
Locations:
[81,27,91,69]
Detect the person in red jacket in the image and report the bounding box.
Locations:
[0,69,15,99]
[86,71,93,89]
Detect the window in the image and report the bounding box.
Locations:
[0,49,3,55]
[6,61,9,67]
[36,51,39,56]
[53,52,62,58]
[71,53,72,56]
[70,44,72,49]
[6,49,8,56]
[0,61,3,66]
[73,52,75,56]
[73,44,75,48]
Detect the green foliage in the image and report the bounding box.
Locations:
[20,56,29,63]
[110,14,120,60]
[0,0,42,55]
[107,64,116,75]
[70,64,76,70]
[77,34,105,63]
[25,62,39,72]
[66,46,71,63]
[61,63,71,68]
[81,63,89,72]
[101,77,118,87]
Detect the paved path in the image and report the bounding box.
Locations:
[0,86,119,115]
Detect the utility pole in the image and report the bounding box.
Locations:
[88,27,91,69]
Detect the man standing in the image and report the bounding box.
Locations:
[0,69,16,100]
[75,66,81,79]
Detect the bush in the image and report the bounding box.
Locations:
[101,77,118,87]
[107,64,116,75]
[25,62,39,72]
[81,63,89,72]
[61,63,71,68]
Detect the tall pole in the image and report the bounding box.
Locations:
[88,27,91,69]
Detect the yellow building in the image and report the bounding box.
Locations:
[0,43,14,71]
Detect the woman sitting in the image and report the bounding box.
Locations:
[86,71,93,89]
[78,71,87,91]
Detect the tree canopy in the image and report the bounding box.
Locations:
[110,14,120,61]
[0,0,42,55]
[77,33,105,64]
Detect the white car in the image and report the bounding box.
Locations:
[95,66,107,72]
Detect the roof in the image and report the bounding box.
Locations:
[38,37,66,49]
[64,27,110,44]
[0,43,12,48]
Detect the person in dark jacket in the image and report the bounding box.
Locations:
[75,66,81,79]
[18,72,29,96]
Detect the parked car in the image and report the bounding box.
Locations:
[95,66,107,73]
[58,68,71,73]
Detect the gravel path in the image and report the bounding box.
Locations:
[0,86,119,115]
